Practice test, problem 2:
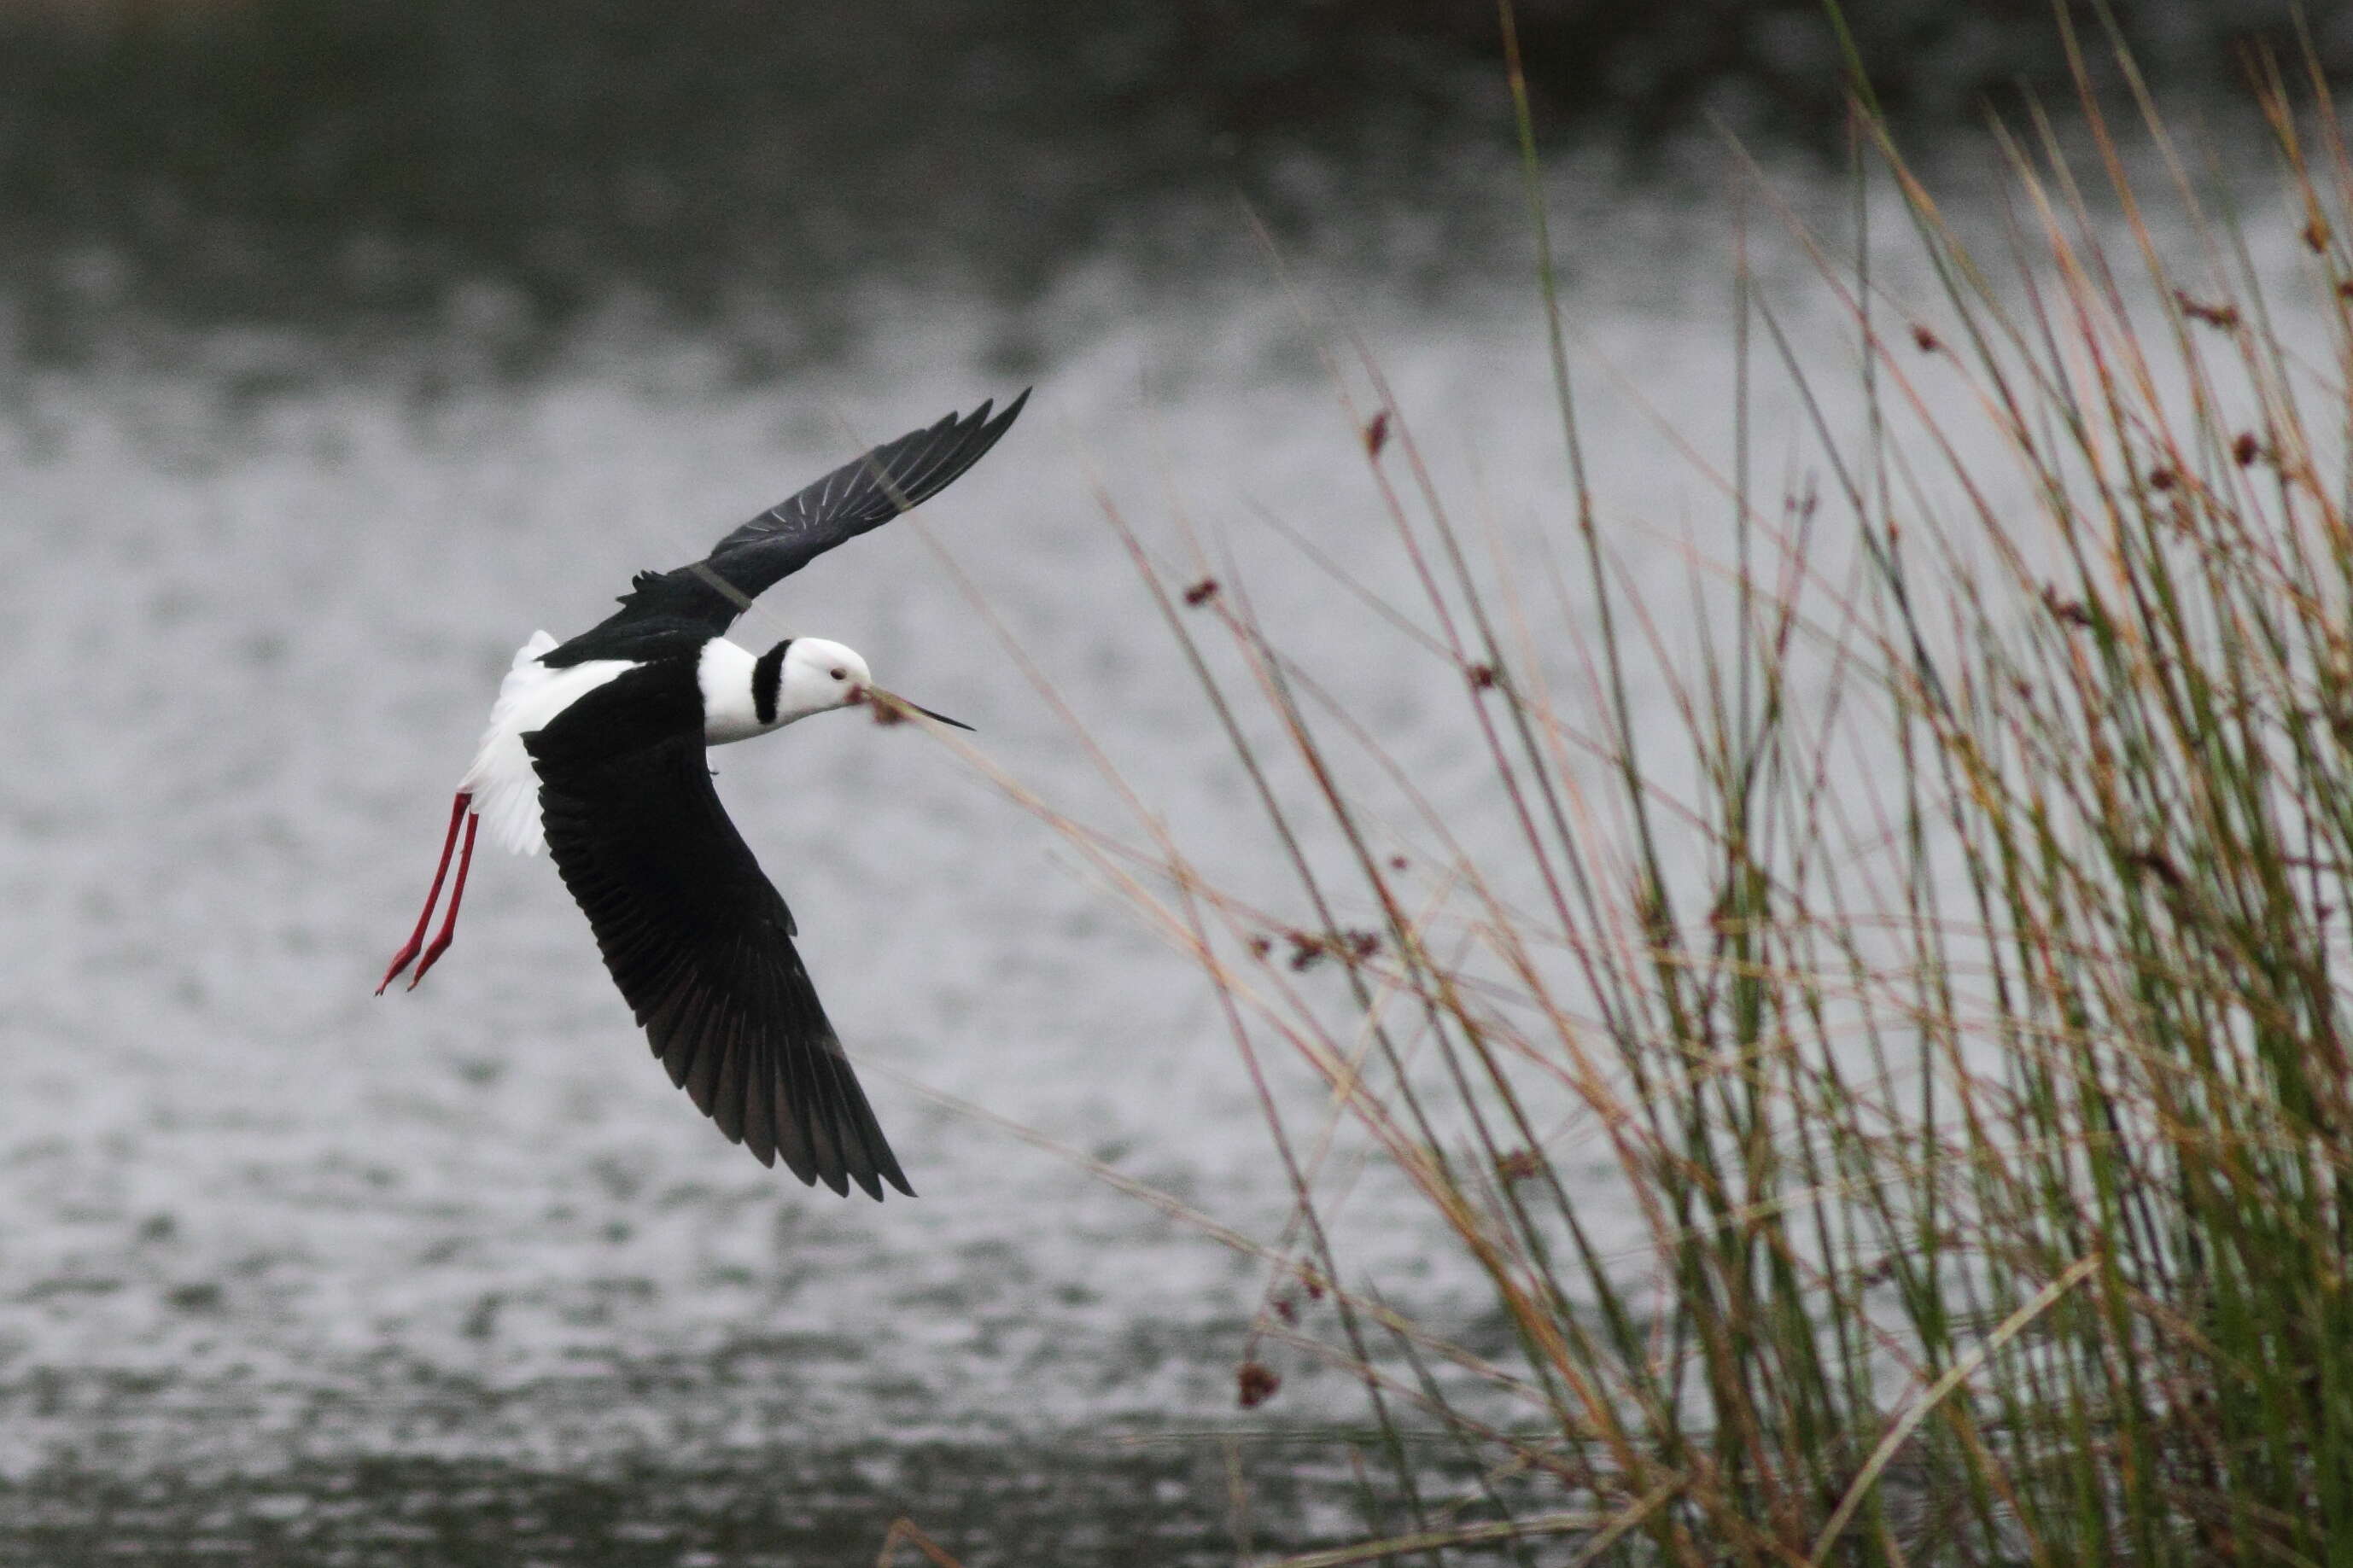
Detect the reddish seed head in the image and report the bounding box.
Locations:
[1183,579,1218,607]
[1496,1149,1544,1183]
[2175,291,2240,329]
[2148,465,2176,491]
[1911,324,1939,353]
[1237,1361,1281,1408]
[1363,409,1391,457]
[1468,663,1498,691]
[2042,585,2093,628]
[2233,432,2261,467]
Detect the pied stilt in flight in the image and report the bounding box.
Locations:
[378,393,1027,1198]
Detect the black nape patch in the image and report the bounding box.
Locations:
[752,639,791,725]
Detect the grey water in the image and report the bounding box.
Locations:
[1,6,2333,1559]
[3,270,1660,1566]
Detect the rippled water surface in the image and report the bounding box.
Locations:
[0,258,1687,1562]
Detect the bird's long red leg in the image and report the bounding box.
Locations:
[405,810,480,990]
[378,792,470,994]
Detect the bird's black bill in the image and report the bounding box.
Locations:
[866,686,975,732]
[902,698,975,732]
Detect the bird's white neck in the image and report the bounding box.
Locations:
[698,638,785,746]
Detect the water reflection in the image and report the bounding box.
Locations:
[4,1442,1404,1565]
[2,0,2334,346]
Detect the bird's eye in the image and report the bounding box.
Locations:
[830,667,846,680]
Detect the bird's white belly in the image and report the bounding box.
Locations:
[458,631,634,855]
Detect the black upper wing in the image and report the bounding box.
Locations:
[709,390,1029,562]
[523,663,912,1198]
[550,393,1027,662]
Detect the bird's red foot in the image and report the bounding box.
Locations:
[405,811,477,989]
[380,793,473,993]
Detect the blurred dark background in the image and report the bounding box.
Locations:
[2,0,2344,348]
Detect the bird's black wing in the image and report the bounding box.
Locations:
[523,663,912,1198]
[708,390,1028,564]
[556,393,1027,657]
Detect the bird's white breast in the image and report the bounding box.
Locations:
[698,638,773,746]
[459,632,633,855]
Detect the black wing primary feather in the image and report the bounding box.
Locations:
[555,392,1028,659]
[523,664,913,1198]
[709,388,1029,562]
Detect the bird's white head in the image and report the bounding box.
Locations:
[702,634,972,747]
[771,637,873,722]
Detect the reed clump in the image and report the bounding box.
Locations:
[946,28,2353,1567]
